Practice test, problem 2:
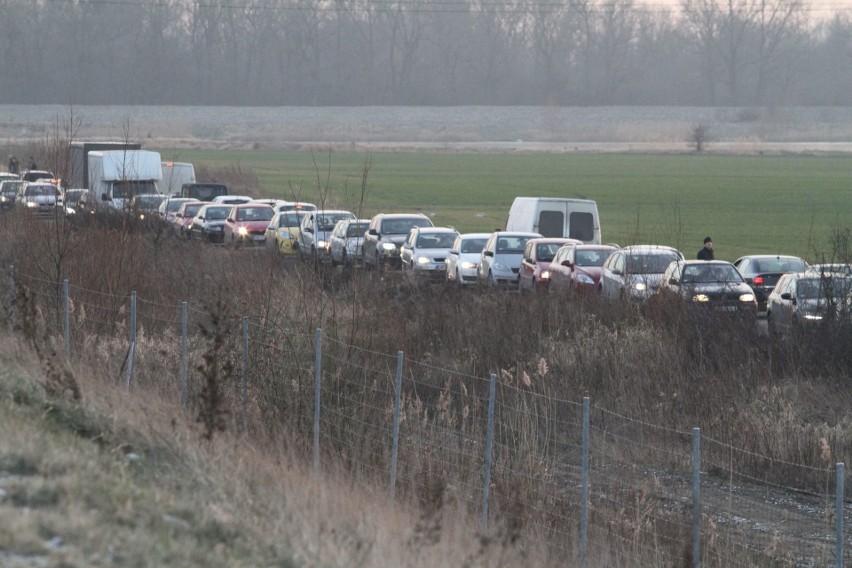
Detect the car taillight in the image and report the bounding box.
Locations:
[753,276,764,286]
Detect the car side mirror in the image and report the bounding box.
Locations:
[101,193,110,202]
[669,277,679,285]
[484,250,494,257]
[449,250,458,255]
[612,268,622,276]
[563,260,572,268]
[368,229,378,236]
[305,227,313,233]
[403,243,412,249]
[780,292,791,300]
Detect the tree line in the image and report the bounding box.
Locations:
[1,0,851,106]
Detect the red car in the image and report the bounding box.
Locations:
[172,201,208,239]
[223,204,275,246]
[549,244,618,294]
[518,238,582,291]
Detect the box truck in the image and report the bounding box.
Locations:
[88,150,162,210]
[68,141,142,190]
[505,197,601,244]
[160,162,196,197]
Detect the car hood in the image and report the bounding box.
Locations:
[627,273,665,289]
[494,252,524,268]
[686,282,753,296]
[236,220,272,231]
[459,252,481,264]
[574,266,603,282]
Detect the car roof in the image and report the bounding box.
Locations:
[493,231,543,237]
[458,232,491,239]
[413,226,457,233]
[677,259,733,265]
[735,254,804,261]
[376,212,430,219]
[529,237,581,244]
[621,245,680,253]
[314,209,353,215]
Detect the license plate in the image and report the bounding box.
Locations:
[436,264,446,271]
[252,235,264,241]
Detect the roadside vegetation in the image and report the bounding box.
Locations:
[0,186,848,565]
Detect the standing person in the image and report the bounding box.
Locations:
[28,157,37,170]
[697,236,714,260]
[8,155,19,174]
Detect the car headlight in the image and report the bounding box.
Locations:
[632,282,647,291]
[139,213,146,220]
[577,274,594,284]
[460,261,476,270]
[803,314,823,320]
[692,294,710,302]
[739,293,755,303]
[417,256,431,265]
[26,201,38,208]
[238,227,248,236]
[382,242,397,251]
[540,271,550,279]
[317,240,329,250]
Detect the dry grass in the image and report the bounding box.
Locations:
[0,210,849,566]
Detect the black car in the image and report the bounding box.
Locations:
[660,260,758,314]
[732,255,808,312]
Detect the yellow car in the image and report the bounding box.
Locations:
[265,211,308,255]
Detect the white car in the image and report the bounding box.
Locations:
[599,245,684,301]
[400,226,459,279]
[477,231,543,287]
[329,218,370,267]
[446,233,490,285]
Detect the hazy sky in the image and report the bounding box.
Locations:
[636,0,852,20]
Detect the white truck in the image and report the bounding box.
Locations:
[160,161,196,197]
[505,197,601,244]
[88,150,162,211]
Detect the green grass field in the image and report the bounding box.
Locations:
[156,149,852,262]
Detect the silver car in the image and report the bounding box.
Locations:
[446,233,490,285]
[329,218,370,267]
[477,231,542,287]
[767,272,852,337]
[400,226,459,279]
[599,245,684,301]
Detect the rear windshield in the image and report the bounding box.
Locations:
[753,258,807,274]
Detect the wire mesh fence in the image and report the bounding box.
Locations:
[5,267,850,567]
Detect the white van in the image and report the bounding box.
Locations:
[505,197,601,244]
[160,162,196,197]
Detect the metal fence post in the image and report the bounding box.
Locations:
[124,291,137,390]
[179,301,188,410]
[62,279,70,359]
[580,396,590,568]
[241,316,249,434]
[692,427,701,568]
[837,462,845,568]
[7,264,14,337]
[390,350,404,501]
[313,328,322,472]
[480,372,497,533]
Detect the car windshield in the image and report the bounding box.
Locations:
[112,180,157,199]
[753,258,807,274]
[167,199,191,213]
[576,249,609,267]
[496,236,534,254]
[136,195,165,209]
[182,203,205,217]
[278,212,306,228]
[346,223,368,238]
[417,232,457,248]
[682,264,743,283]
[236,207,273,222]
[2,183,21,196]
[461,238,487,254]
[627,252,680,274]
[204,206,231,220]
[24,185,58,197]
[317,213,352,231]
[536,243,562,262]
[798,277,852,299]
[381,218,431,234]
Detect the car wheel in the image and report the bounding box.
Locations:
[455,269,461,285]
